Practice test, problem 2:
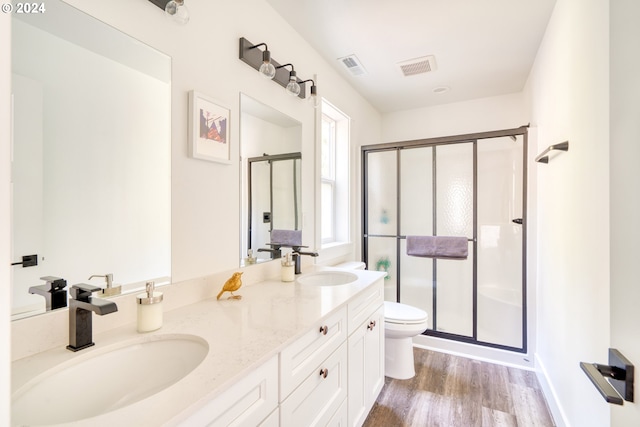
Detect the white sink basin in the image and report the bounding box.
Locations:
[12,334,208,425]
[297,271,359,286]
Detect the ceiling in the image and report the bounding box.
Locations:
[265,0,557,113]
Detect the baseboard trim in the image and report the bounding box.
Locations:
[534,353,570,427]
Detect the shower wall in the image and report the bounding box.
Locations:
[363,130,526,351]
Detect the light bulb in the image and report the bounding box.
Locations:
[307,83,319,107]
[258,50,276,79]
[286,72,300,96]
[165,0,190,24]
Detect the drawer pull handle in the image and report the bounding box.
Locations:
[367,320,377,330]
[319,368,329,379]
[319,325,328,335]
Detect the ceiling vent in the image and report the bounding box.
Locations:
[338,54,367,76]
[397,55,437,77]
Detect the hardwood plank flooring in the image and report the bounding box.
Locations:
[363,348,555,427]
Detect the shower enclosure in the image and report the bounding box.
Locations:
[362,126,528,352]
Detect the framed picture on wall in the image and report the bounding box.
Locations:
[188,90,231,164]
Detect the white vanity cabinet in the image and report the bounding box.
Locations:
[174,276,384,427]
[347,280,385,427]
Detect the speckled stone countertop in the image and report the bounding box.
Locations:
[11,267,385,426]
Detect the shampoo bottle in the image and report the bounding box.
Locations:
[137,281,163,332]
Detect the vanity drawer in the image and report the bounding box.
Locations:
[177,355,278,427]
[347,279,384,335]
[280,342,348,427]
[280,306,347,399]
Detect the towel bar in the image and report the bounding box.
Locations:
[535,141,569,163]
[580,348,634,405]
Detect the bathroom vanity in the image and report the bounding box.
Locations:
[11,268,385,426]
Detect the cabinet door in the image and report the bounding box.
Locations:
[364,306,385,409]
[347,279,384,336]
[327,398,348,427]
[280,342,348,427]
[258,408,279,427]
[348,305,385,427]
[177,355,278,427]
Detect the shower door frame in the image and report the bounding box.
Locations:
[361,125,529,353]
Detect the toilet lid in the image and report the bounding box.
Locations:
[384,301,428,324]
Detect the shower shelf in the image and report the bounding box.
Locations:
[535,141,569,163]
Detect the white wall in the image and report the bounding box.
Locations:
[525,0,610,425]
[382,92,527,143]
[610,1,640,425]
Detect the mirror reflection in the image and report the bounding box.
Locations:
[11,0,171,320]
[240,94,302,265]
[248,153,302,261]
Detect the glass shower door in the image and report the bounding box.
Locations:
[476,136,524,348]
[365,150,397,301]
[399,146,434,329]
[433,143,474,337]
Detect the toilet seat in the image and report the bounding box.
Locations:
[384,301,428,325]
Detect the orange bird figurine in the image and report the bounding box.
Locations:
[216,272,243,300]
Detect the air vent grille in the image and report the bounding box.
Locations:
[397,55,437,76]
[338,54,367,76]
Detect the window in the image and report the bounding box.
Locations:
[321,100,350,246]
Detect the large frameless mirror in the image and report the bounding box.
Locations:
[11,0,171,320]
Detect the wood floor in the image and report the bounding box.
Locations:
[363,348,555,427]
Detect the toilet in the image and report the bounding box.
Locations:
[383,301,428,380]
[333,261,429,380]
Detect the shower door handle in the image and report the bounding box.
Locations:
[512,218,523,225]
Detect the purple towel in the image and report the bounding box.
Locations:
[271,229,302,246]
[406,235,468,260]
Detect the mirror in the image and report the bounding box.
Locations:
[240,94,302,265]
[11,0,171,320]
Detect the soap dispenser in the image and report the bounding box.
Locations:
[136,281,163,332]
[281,252,295,282]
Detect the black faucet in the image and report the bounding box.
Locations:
[257,245,282,259]
[29,276,68,311]
[66,283,118,352]
[291,248,319,274]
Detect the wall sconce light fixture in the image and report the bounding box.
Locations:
[239,37,316,101]
[148,0,190,24]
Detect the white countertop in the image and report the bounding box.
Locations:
[11,268,385,426]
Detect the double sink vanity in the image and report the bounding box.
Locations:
[11,267,386,426]
[9,2,383,426]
